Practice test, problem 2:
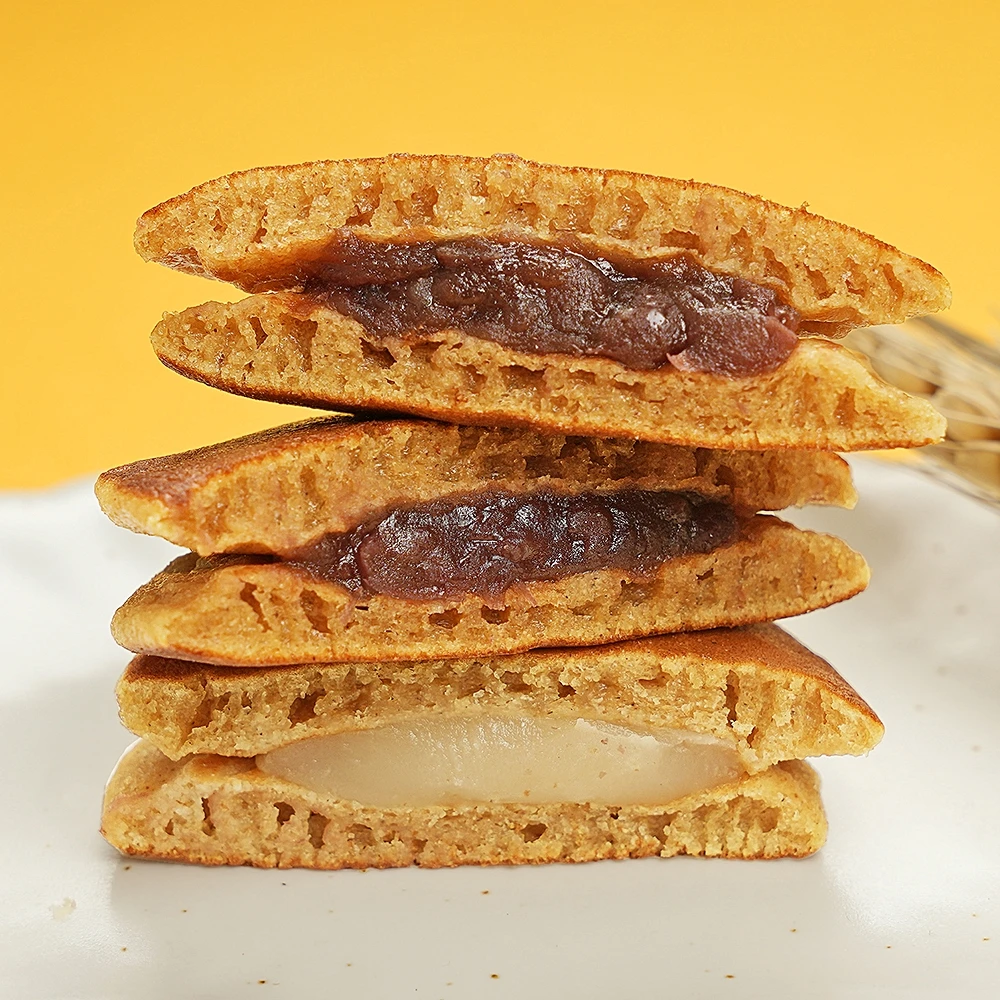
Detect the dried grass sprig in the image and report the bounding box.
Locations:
[845,318,1000,509]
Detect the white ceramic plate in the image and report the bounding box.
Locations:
[1,460,997,999]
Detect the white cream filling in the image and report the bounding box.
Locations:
[257,715,744,807]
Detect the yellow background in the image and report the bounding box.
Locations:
[3,0,999,487]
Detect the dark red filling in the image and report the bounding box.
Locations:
[287,234,800,376]
[285,488,738,600]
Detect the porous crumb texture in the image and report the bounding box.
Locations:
[96,417,856,555]
[110,516,869,665]
[118,623,884,768]
[152,295,946,451]
[101,742,827,866]
[134,153,949,333]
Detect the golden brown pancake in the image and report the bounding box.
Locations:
[103,625,881,867]
[136,154,947,450]
[116,623,883,768]
[101,745,828,867]
[135,153,948,333]
[152,299,945,450]
[110,517,869,665]
[96,416,857,556]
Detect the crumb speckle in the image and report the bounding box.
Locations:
[725,974,735,979]
[50,898,76,922]
[258,980,266,985]
[491,974,499,979]
[984,938,991,942]
[181,909,188,913]
[789,928,796,933]
[123,865,131,871]
[120,947,127,952]
[481,890,489,895]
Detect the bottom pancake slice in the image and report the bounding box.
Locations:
[153,294,945,451]
[111,516,869,664]
[101,741,826,866]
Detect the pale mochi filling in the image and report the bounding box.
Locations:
[256,715,745,808]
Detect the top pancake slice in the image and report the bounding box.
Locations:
[135,154,949,336]
[95,416,856,556]
[118,623,883,769]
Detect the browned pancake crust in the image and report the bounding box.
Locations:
[96,416,856,555]
[110,516,869,665]
[118,623,883,768]
[152,297,945,451]
[101,742,827,866]
[134,153,948,334]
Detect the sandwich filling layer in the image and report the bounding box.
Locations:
[286,488,738,599]
[280,235,800,376]
[256,715,745,807]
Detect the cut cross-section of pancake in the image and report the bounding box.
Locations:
[152,297,945,450]
[116,623,884,767]
[95,416,857,556]
[135,154,948,336]
[102,746,827,866]
[102,625,880,867]
[110,516,868,664]
[136,154,948,449]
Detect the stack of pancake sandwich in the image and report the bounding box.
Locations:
[98,155,948,868]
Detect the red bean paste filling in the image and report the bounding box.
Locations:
[291,235,800,376]
[285,488,738,601]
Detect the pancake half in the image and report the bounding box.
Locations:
[152,298,945,450]
[96,416,856,556]
[137,154,947,450]
[110,516,869,665]
[101,747,827,867]
[103,627,877,867]
[116,623,884,767]
[135,153,948,334]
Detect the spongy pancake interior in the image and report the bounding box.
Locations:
[95,417,858,557]
[116,625,884,774]
[135,153,950,334]
[152,298,946,452]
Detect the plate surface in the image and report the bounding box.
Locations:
[1,460,997,999]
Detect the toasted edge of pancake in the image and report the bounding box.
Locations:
[134,153,949,335]
[96,416,857,555]
[110,516,869,666]
[101,741,827,867]
[117,623,883,769]
[151,296,946,451]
